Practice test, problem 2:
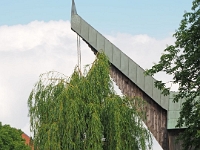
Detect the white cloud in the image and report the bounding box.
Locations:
[0,20,175,149]
[0,20,95,133]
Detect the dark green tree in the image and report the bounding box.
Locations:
[28,53,152,150]
[146,0,200,149]
[0,122,31,150]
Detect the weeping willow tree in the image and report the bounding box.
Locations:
[28,53,152,150]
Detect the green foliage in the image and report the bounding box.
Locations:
[0,122,31,150]
[146,0,200,149]
[28,53,152,150]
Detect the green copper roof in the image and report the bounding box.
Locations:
[167,92,185,129]
[71,0,77,16]
[70,0,184,129]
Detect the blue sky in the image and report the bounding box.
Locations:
[0,0,192,38]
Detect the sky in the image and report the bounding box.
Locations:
[0,0,193,149]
